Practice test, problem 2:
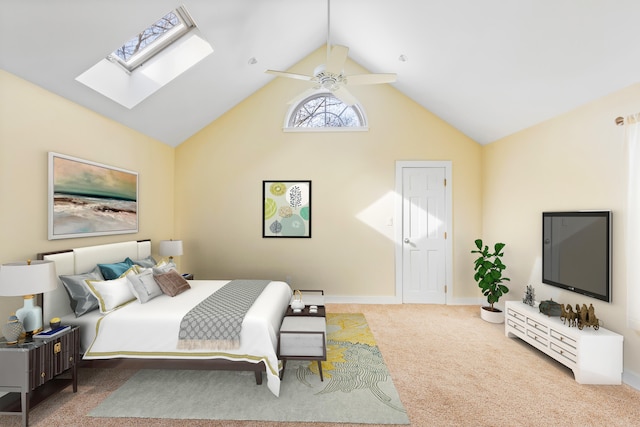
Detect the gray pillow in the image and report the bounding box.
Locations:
[152,261,177,275]
[59,266,104,317]
[125,255,157,268]
[126,270,163,303]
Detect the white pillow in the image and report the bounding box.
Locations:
[126,269,163,304]
[85,276,136,313]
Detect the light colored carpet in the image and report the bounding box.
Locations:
[2,303,640,426]
[88,313,409,424]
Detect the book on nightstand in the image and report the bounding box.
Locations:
[33,325,71,340]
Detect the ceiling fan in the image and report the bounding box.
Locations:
[265,0,397,106]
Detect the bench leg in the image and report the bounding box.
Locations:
[317,360,323,381]
[255,370,263,385]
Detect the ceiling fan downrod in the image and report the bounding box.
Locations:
[326,0,331,63]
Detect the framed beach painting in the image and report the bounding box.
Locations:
[263,181,311,238]
[48,152,138,240]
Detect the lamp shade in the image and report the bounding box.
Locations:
[0,260,58,296]
[159,240,183,257]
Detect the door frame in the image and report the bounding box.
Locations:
[394,160,453,303]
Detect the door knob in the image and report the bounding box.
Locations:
[404,238,410,244]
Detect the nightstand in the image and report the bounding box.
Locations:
[278,289,326,381]
[0,326,79,427]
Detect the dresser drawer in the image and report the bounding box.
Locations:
[527,317,548,334]
[29,330,77,389]
[550,341,577,364]
[526,328,548,346]
[507,318,525,334]
[550,329,577,351]
[506,309,525,325]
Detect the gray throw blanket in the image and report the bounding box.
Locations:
[176,280,270,350]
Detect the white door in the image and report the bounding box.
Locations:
[395,162,450,304]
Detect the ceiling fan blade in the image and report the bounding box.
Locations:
[265,70,314,82]
[331,86,359,106]
[347,73,397,85]
[325,45,349,75]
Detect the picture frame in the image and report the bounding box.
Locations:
[263,180,311,238]
[48,152,139,240]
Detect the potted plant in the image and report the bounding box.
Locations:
[471,239,510,323]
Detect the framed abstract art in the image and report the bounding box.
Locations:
[48,152,138,240]
[263,180,311,238]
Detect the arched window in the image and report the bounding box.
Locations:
[285,92,367,130]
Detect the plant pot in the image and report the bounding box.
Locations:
[480,306,504,323]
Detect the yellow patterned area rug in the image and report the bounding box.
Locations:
[89,313,409,424]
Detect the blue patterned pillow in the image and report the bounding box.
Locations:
[98,259,134,280]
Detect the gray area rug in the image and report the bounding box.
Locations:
[89,313,409,424]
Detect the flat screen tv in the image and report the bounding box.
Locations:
[542,211,611,302]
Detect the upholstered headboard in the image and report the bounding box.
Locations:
[38,240,151,321]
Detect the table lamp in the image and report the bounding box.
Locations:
[0,259,58,335]
[159,239,183,262]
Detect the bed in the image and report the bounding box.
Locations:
[37,239,292,396]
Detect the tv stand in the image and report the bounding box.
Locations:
[505,301,623,384]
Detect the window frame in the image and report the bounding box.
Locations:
[107,6,196,73]
[283,91,369,132]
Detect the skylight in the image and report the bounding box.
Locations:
[108,7,195,73]
[76,5,213,109]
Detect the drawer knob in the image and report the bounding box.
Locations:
[41,372,46,378]
[54,342,62,354]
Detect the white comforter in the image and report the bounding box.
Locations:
[82,280,292,396]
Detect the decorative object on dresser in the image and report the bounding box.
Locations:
[48,152,138,240]
[471,239,510,323]
[538,299,562,316]
[0,326,79,427]
[263,181,311,238]
[159,239,183,262]
[505,301,622,384]
[522,284,535,306]
[2,315,24,344]
[290,289,305,312]
[561,303,600,330]
[0,259,58,335]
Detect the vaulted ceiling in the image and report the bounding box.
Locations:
[2,0,640,147]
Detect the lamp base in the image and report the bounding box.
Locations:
[15,295,43,334]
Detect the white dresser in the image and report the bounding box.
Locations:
[505,300,623,385]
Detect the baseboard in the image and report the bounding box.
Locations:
[324,295,402,304]
[623,369,640,391]
[324,295,484,305]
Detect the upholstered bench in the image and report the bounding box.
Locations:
[278,316,327,381]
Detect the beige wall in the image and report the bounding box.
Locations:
[2,50,639,384]
[0,70,175,322]
[482,82,640,384]
[175,47,482,301]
